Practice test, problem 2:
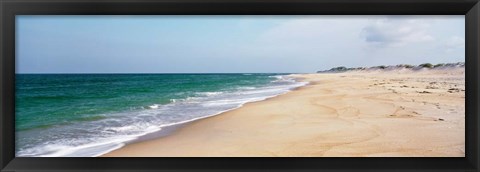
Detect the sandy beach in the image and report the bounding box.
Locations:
[102,68,465,157]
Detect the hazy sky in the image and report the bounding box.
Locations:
[16,15,465,73]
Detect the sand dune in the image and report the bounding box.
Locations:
[103,68,465,157]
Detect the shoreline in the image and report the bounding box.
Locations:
[96,77,309,157]
[17,74,306,157]
[102,70,465,157]
[100,83,308,157]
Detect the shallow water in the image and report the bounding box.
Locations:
[15,73,306,157]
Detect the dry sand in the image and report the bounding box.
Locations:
[103,68,465,157]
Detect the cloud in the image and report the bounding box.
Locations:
[361,17,434,47]
[255,17,366,53]
[443,36,465,53]
[258,18,340,44]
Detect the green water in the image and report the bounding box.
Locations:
[16,74,276,131]
[15,73,305,157]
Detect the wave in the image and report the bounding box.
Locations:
[237,86,256,90]
[196,91,223,96]
[148,104,160,109]
[16,74,307,157]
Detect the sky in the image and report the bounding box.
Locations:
[16,15,465,73]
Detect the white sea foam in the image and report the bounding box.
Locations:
[148,104,159,109]
[238,86,256,90]
[16,74,308,157]
[196,91,223,96]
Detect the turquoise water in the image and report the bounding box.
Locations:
[15,74,306,157]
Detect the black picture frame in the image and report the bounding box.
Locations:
[1,0,479,171]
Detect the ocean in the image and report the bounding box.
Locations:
[15,74,307,157]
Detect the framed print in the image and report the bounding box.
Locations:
[1,0,479,171]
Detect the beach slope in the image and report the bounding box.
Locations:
[103,68,465,157]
